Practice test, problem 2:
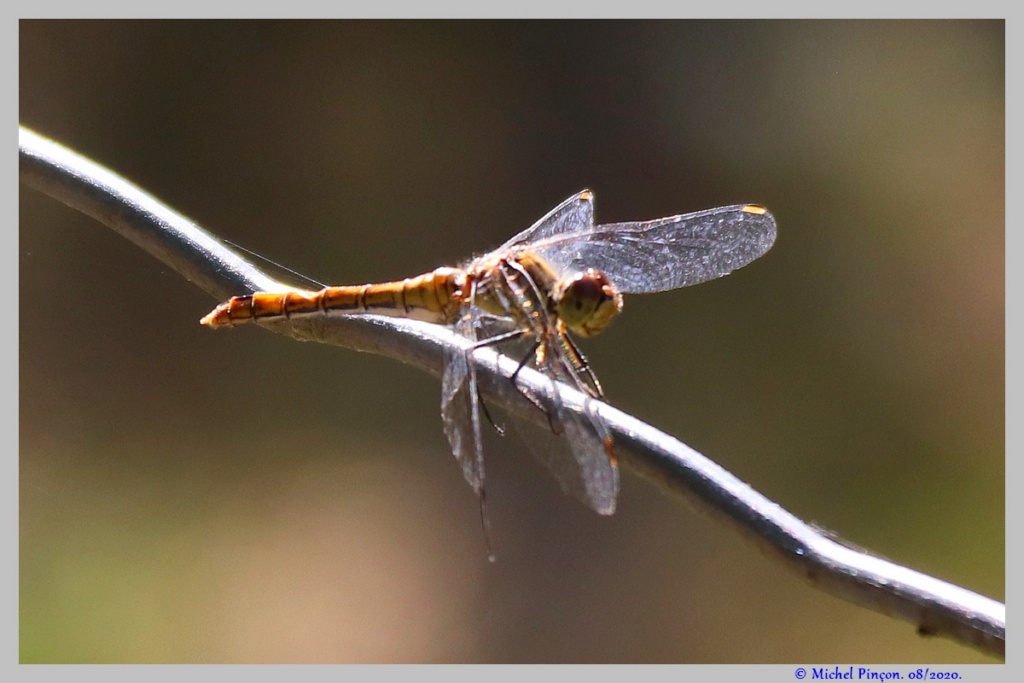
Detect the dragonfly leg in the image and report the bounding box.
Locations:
[513,342,564,436]
[559,333,604,398]
[476,384,505,437]
[509,339,540,390]
[467,330,562,436]
[466,328,529,437]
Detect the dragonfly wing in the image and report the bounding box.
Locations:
[495,190,595,252]
[556,392,619,515]
[530,204,777,294]
[440,310,485,494]
[513,354,619,514]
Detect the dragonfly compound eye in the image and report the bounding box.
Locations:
[555,269,624,338]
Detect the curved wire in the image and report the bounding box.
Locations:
[19,125,1005,658]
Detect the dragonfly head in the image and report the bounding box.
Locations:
[553,269,623,338]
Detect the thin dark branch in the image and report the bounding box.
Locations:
[19,126,1005,659]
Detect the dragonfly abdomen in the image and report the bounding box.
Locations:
[200,267,465,328]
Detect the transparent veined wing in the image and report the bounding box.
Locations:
[548,384,619,515]
[528,204,777,294]
[441,308,486,496]
[496,190,596,252]
[502,335,619,515]
[499,191,776,295]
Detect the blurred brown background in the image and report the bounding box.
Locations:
[19,20,1003,663]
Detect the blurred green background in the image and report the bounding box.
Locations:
[19,20,1003,663]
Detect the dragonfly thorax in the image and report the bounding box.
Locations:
[552,268,623,338]
[467,250,624,340]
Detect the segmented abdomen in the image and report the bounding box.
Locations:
[200,267,465,328]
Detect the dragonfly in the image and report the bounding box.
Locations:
[201,190,776,537]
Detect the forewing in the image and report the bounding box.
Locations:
[440,310,484,494]
[556,392,619,515]
[495,190,596,252]
[530,204,777,294]
[512,351,619,515]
